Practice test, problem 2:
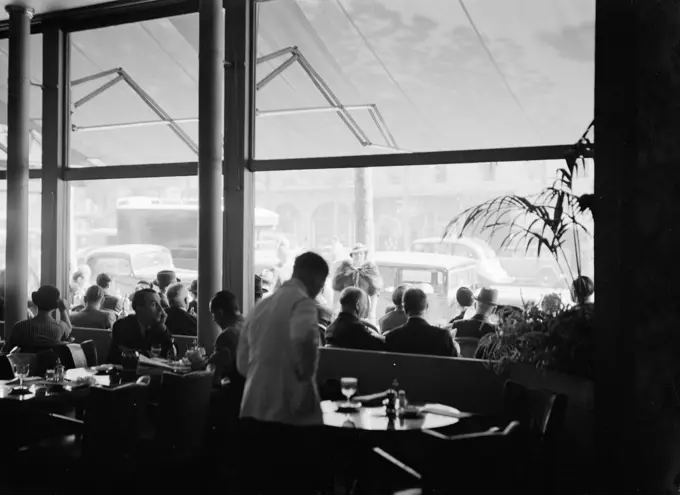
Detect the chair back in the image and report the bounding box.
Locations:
[503,379,568,443]
[156,371,213,459]
[80,339,99,367]
[0,355,13,379]
[455,337,480,358]
[55,343,88,369]
[81,383,149,463]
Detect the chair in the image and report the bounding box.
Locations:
[455,337,480,358]
[55,343,88,369]
[503,380,568,494]
[150,371,214,462]
[372,421,523,495]
[9,382,150,493]
[80,340,99,367]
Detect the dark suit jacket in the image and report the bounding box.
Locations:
[450,314,497,339]
[326,312,385,351]
[101,294,124,314]
[107,314,173,364]
[208,320,245,387]
[385,317,457,357]
[69,307,117,330]
[165,306,198,336]
[379,307,407,334]
[449,310,467,324]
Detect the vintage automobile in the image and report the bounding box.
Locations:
[83,244,198,296]
[372,251,479,325]
[411,237,515,286]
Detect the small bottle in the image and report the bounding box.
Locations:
[167,339,178,361]
[385,387,398,419]
[54,358,65,382]
[398,390,408,411]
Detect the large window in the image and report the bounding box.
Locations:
[255,160,593,322]
[0,35,43,169]
[69,14,199,166]
[254,0,594,159]
[69,176,211,294]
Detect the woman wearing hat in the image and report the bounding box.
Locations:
[332,243,382,325]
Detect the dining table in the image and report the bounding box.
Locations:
[321,400,466,431]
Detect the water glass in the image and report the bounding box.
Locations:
[45,369,56,382]
[340,377,358,406]
[13,363,30,390]
[150,344,162,358]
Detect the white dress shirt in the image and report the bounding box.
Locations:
[237,278,322,426]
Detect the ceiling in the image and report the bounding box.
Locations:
[0,0,115,20]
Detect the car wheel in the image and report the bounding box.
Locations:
[539,269,559,288]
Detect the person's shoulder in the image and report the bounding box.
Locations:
[112,314,133,330]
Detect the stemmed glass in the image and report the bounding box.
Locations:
[340,377,358,407]
[13,363,30,394]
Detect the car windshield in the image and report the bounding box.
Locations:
[132,250,174,272]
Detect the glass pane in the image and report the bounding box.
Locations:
[0,35,43,169]
[69,14,203,166]
[255,0,594,159]
[0,179,43,295]
[254,159,594,323]
[68,177,224,297]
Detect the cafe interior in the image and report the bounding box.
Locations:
[0,0,674,494]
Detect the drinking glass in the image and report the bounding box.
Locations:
[150,344,162,358]
[340,377,358,406]
[45,369,56,382]
[13,363,30,391]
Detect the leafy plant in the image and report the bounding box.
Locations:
[444,122,594,300]
[479,298,594,380]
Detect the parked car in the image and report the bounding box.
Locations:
[83,244,197,296]
[411,237,515,286]
[372,251,479,325]
[493,238,566,288]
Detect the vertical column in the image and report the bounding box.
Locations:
[41,27,70,295]
[197,0,225,352]
[4,5,33,338]
[224,0,256,313]
[596,1,680,493]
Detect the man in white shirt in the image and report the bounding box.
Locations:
[237,251,329,495]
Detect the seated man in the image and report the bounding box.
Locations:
[164,283,198,336]
[155,270,179,309]
[449,286,474,323]
[207,290,245,385]
[379,284,410,334]
[69,285,117,330]
[325,287,385,351]
[107,288,173,364]
[385,287,457,357]
[96,273,124,315]
[450,288,498,339]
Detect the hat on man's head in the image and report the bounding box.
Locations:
[475,287,499,306]
[96,272,113,288]
[156,270,179,289]
[31,284,61,311]
[351,243,368,255]
[189,280,198,295]
[456,286,474,307]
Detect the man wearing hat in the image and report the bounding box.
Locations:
[188,280,198,316]
[450,287,499,339]
[156,270,179,310]
[331,242,382,325]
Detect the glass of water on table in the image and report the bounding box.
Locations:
[150,344,162,358]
